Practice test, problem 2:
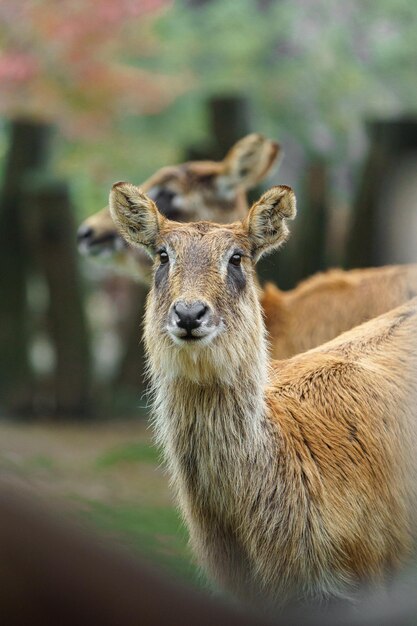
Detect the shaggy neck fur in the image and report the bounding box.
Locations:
[149,321,272,497]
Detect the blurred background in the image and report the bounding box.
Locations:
[1,0,417,593]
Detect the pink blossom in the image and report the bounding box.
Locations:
[0,52,38,83]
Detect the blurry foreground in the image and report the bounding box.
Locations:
[1,425,417,625]
[0,419,198,586]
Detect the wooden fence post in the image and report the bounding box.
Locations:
[257,158,329,291]
[23,176,92,418]
[208,95,252,158]
[185,95,252,161]
[346,117,417,268]
[114,283,148,400]
[0,119,52,417]
[294,158,328,281]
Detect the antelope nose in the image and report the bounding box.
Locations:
[77,225,94,244]
[173,301,208,332]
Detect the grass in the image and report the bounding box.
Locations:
[26,454,56,471]
[95,441,161,468]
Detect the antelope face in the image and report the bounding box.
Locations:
[77,205,153,281]
[145,133,281,224]
[109,182,296,382]
[77,134,281,283]
[77,206,127,258]
[153,223,253,347]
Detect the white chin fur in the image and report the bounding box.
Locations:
[167,325,222,348]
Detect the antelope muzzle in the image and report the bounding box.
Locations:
[167,300,218,343]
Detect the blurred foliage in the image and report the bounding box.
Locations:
[157,0,417,157]
[1,0,417,218]
[0,0,178,130]
[96,441,160,468]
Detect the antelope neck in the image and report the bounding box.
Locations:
[151,344,272,502]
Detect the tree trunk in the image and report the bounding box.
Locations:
[185,95,252,161]
[24,176,92,418]
[0,119,52,417]
[294,159,328,280]
[346,118,417,268]
[114,283,147,397]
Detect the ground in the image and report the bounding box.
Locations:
[0,418,201,587]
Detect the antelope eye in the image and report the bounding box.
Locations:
[229,253,242,266]
[159,251,169,265]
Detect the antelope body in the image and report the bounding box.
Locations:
[262,264,417,359]
[110,183,417,607]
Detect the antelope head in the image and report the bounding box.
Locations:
[109,182,296,384]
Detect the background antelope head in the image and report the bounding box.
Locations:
[109,182,296,384]
[78,134,281,283]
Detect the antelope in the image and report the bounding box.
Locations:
[77,133,280,283]
[109,182,417,608]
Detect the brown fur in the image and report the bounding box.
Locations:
[109,182,417,608]
[262,264,417,359]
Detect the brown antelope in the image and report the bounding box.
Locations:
[109,182,417,608]
[77,133,280,283]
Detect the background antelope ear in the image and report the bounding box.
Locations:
[109,182,163,253]
[218,133,282,195]
[245,185,296,261]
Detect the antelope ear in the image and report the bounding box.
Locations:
[219,134,282,194]
[109,182,163,253]
[244,185,296,261]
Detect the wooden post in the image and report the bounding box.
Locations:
[185,95,252,161]
[23,176,92,418]
[257,159,329,291]
[208,95,252,158]
[0,486,271,626]
[294,159,328,281]
[0,119,52,417]
[115,283,148,398]
[346,118,417,268]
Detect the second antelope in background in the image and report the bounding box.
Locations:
[77,133,280,282]
[109,182,417,608]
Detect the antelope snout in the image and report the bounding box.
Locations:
[77,224,124,256]
[77,224,94,247]
[167,300,216,342]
